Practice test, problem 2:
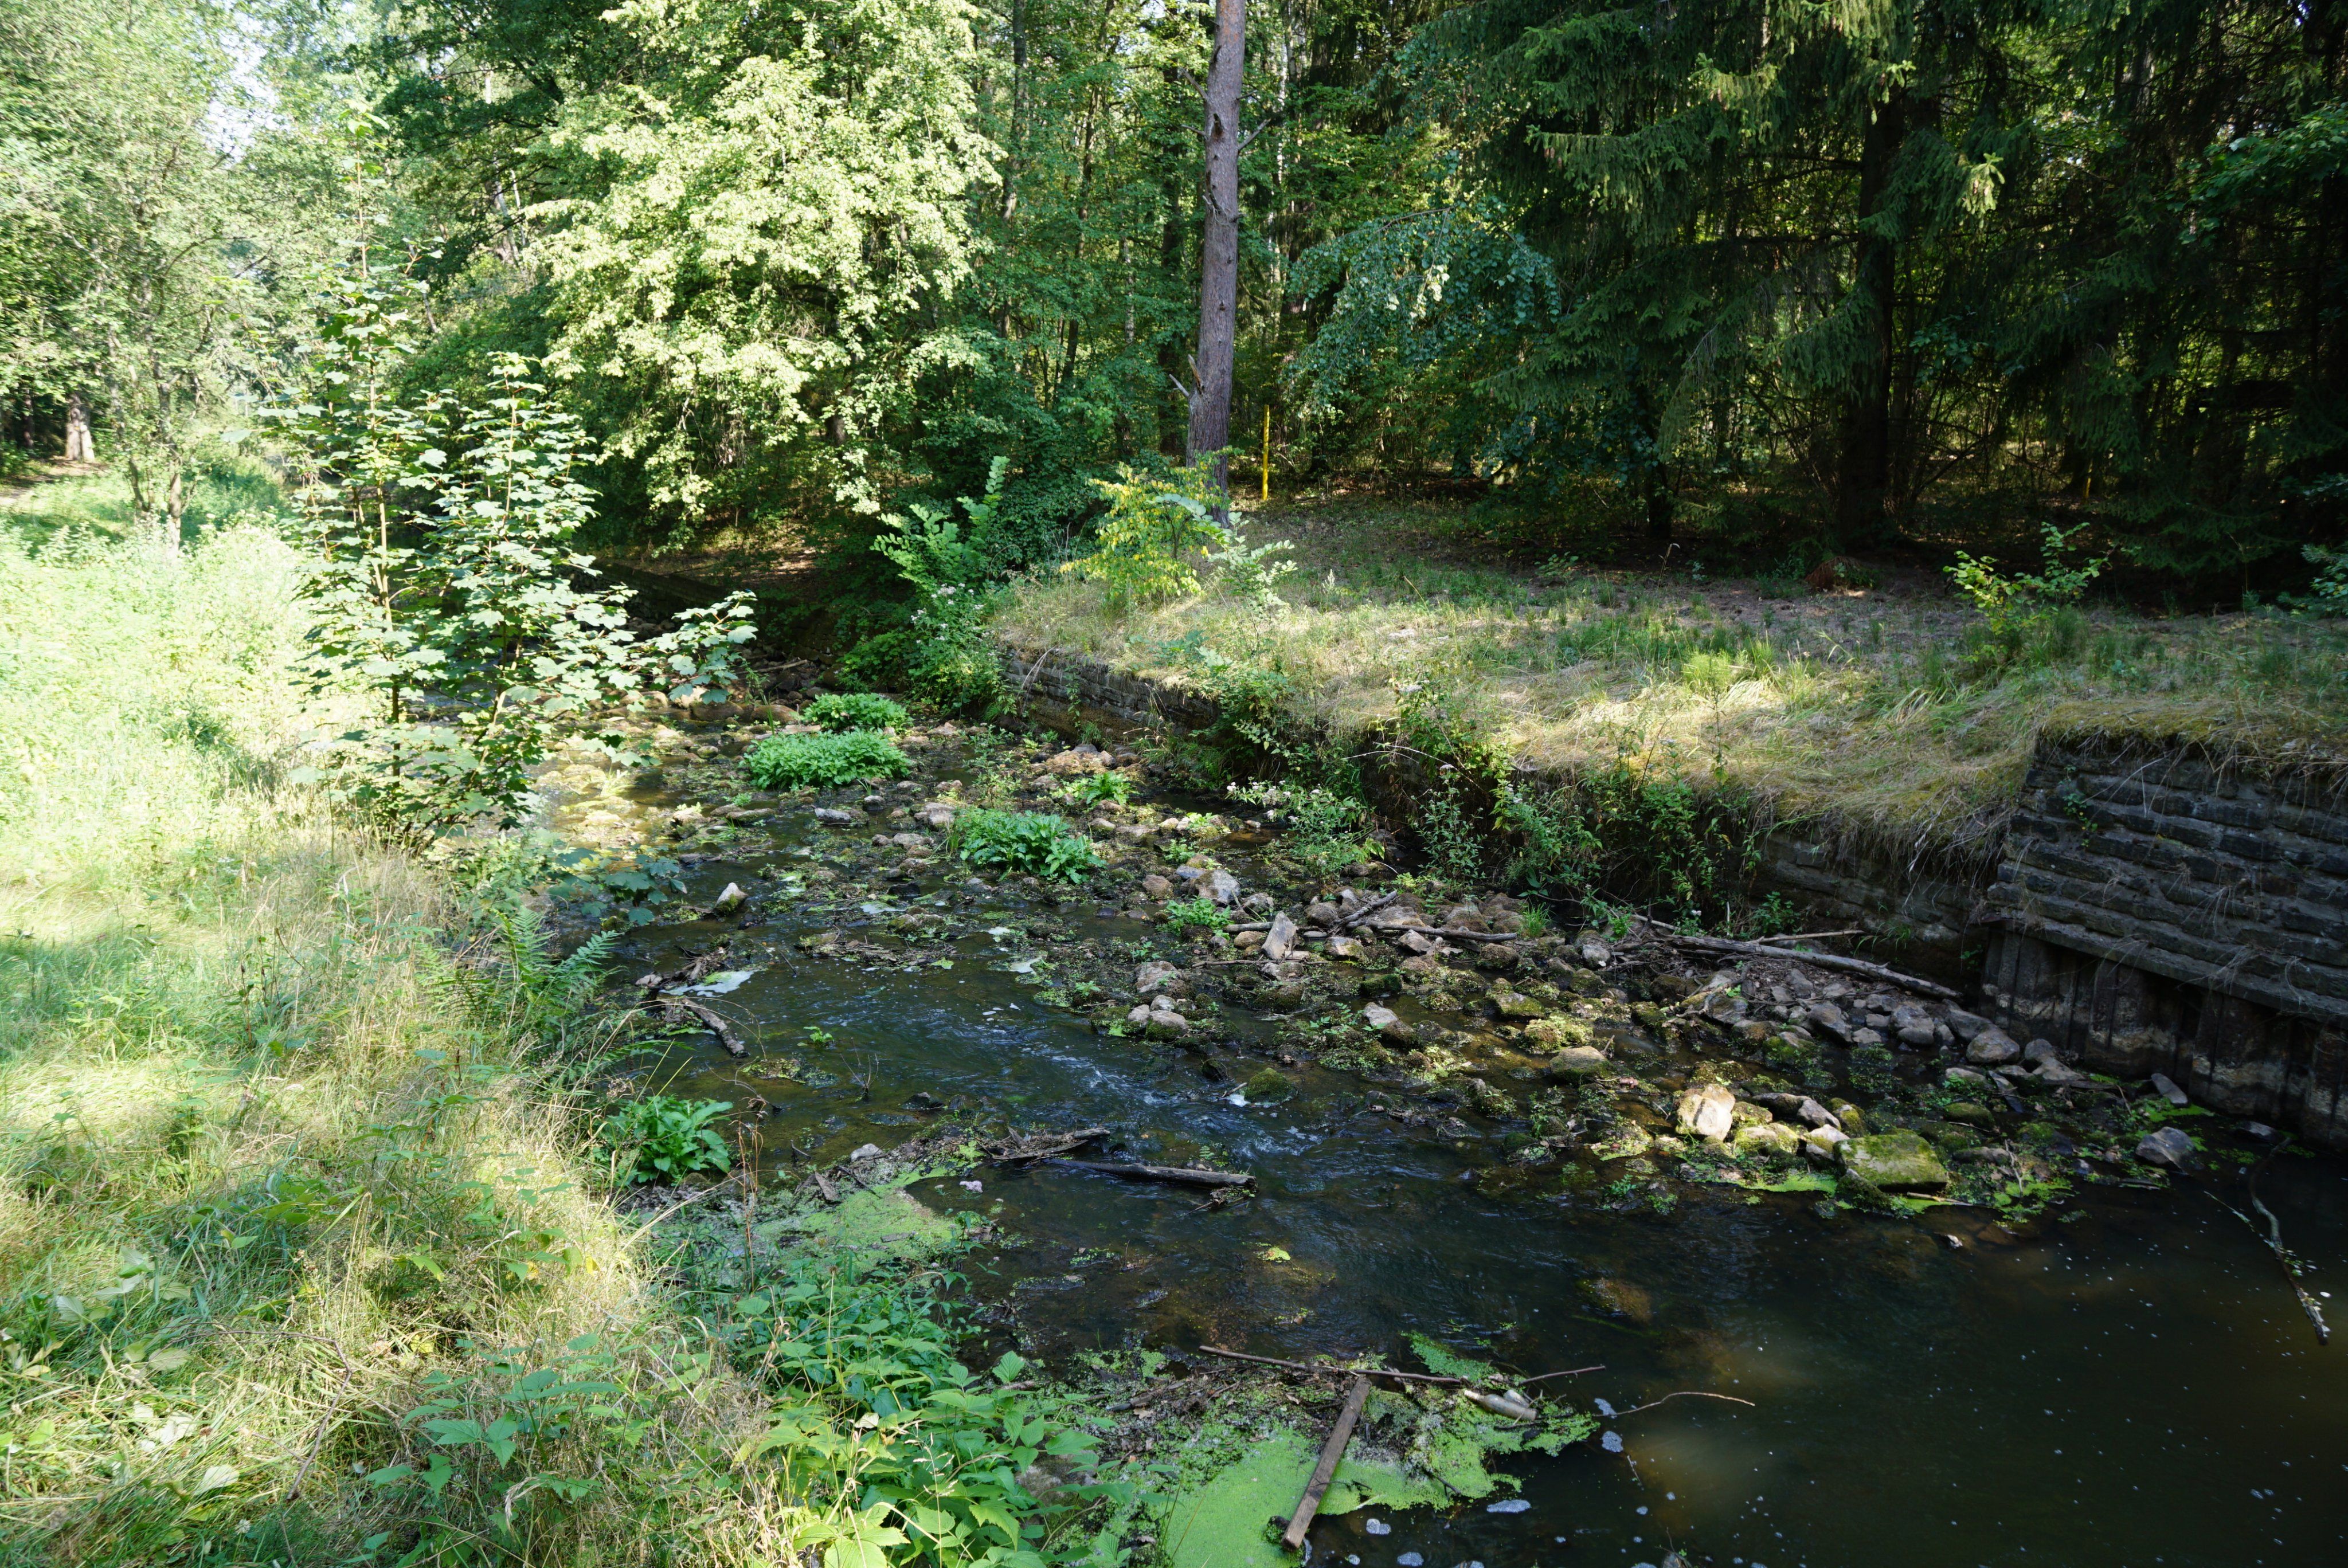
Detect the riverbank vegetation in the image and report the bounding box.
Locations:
[0,499,1112,1560]
[1001,499,2348,859]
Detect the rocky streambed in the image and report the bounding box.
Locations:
[533,705,2348,1568]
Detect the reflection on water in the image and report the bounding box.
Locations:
[620,833,2347,1568]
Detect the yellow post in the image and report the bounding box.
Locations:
[1261,405,1272,504]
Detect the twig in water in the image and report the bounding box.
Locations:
[2201,1144,2329,1344]
[1610,1390,1756,1417]
[1193,1344,1465,1386]
[1519,1365,1606,1385]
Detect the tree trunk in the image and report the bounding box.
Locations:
[1834,88,1904,543]
[1187,0,1245,507]
[1158,175,1188,458]
[64,391,95,464]
[162,465,185,555]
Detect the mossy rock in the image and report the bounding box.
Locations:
[1733,1121,1802,1157]
[1523,1015,1595,1054]
[1243,1067,1294,1104]
[1839,1130,1951,1192]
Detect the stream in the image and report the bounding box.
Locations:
[555,730,2347,1568]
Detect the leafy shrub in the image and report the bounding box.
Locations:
[873,457,1012,712]
[743,730,909,789]
[281,291,759,832]
[1203,514,1297,610]
[1063,458,1227,609]
[835,629,921,691]
[950,809,1103,882]
[1161,895,1230,932]
[1059,769,1135,806]
[598,1095,732,1186]
[1949,522,2107,667]
[804,692,909,731]
[1230,779,1377,873]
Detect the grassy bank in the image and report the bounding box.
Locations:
[999,500,2348,857]
[0,508,1108,1564]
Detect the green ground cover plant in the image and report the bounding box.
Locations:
[744,730,911,789]
[598,1094,734,1186]
[948,809,1103,882]
[1159,896,1231,934]
[803,692,909,731]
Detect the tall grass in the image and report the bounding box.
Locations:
[0,520,735,1562]
[0,506,1116,1567]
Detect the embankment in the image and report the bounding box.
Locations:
[997,639,2348,1148]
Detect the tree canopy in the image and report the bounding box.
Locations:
[0,0,2339,589]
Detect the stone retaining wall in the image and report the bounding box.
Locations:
[1981,736,2348,1145]
[996,641,1220,730]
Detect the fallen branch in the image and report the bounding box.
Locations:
[1338,891,1399,931]
[622,1169,752,1241]
[1050,1159,1252,1188]
[1661,933,1959,999]
[1610,1390,1756,1417]
[1192,1345,1463,1386]
[1519,1365,1606,1385]
[1385,922,1522,944]
[1751,928,1862,945]
[1285,1375,1371,1550]
[653,994,748,1056]
[984,1127,1109,1163]
[2203,1146,2330,1344]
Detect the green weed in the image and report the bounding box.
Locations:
[803,692,909,732]
[743,730,910,789]
[1160,896,1230,933]
[1059,769,1136,807]
[949,809,1103,882]
[598,1095,734,1186]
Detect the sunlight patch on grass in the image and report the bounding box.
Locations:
[999,508,2348,852]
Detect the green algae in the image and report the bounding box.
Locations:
[1156,1344,1598,1568]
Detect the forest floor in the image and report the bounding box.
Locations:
[996,495,2348,859]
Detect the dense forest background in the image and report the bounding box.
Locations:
[5,0,2345,597]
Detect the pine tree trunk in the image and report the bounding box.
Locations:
[63,391,95,464]
[1187,0,1245,506]
[1834,89,1905,543]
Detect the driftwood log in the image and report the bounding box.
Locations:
[1049,1159,1253,1188]
[983,1127,1110,1164]
[653,994,748,1056]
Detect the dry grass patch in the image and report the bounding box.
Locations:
[998,505,2348,853]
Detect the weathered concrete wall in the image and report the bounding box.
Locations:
[1981,736,2348,1146]
[1748,829,1987,981]
[996,641,1220,731]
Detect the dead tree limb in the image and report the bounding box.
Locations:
[1285,1375,1371,1550]
[654,994,748,1056]
[1050,1159,1252,1188]
[1192,1344,1461,1386]
[1661,934,1959,999]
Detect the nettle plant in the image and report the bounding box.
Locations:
[281,275,756,832]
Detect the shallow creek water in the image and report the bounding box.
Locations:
[572,762,2346,1568]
